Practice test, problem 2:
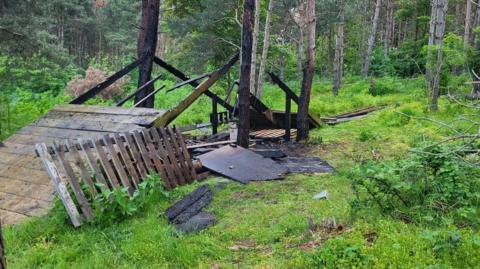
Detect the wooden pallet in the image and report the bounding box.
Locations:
[36,127,197,227]
[0,104,165,225]
[250,129,297,140]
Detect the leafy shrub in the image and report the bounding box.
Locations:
[351,147,480,227]
[379,107,418,127]
[368,48,396,77]
[91,174,169,225]
[368,79,395,96]
[357,130,376,142]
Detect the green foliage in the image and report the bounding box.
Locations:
[352,147,480,227]
[389,40,425,77]
[368,48,396,77]
[368,78,396,96]
[306,238,369,268]
[92,175,169,225]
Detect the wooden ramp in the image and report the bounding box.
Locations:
[0,104,165,224]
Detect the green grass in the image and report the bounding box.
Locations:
[3,76,480,268]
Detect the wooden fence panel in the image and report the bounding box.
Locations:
[36,127,197,227]
[0,220,6,269]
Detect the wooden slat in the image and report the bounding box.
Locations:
[93,139,121,189]
[44,111,158,126]
[53,142,94,222]
[113,133,141,188]
[132,131,157,174]
[66,141,98,196]
[173,127,197,182]
[17,126,108,140]
[33,118,142,133]
[102,135,133,194]
[164,127,191,183]
[53,104,163,117]
[153,128,185,185]
[79,139,109,189]
[0,219,5,269]
[123,133,148,179]
[35,143,82,227]
[141,129,175,189]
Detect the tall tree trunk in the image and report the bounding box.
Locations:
[473,0,480,94]
[296,30,304,75]
[333,6,345,96]
[137,0,149,58]
[256,0,274,98]
[426,0,438,89]
[384,0,395,56]
[250,0,260,93]
[431,0,448,111]
[135,0,161,108]
[297,0,316,141]
[465,0,473,45]
[362,0,382,77]
[237,0,254,148]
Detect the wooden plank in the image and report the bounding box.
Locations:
[40,111,157,126]
[173,127,197,182]
[141,129,175,189]
[69,56,146,104]
[0,192,50,217]
[66,141,98,196]
[53,142,94,222]
[53,104,163,117]
[153,128,185,185]
[0,142,36,155]
[35,143,82,227]
[32,118,143,133]
[92,139,121,189]
[166,127,193,183]
[0,178,53,202]
[153,56,234,112]
[132,131,157,174]
[79,139,109,189]
[0,219,5,269]
[113,133,141,188]
[17,126,107,140]
[102,135,133,194]
[123,133,148,179]
[153,54,239,127]
[186,140,236,150]
[0,209,28,225]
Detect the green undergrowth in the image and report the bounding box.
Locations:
[3,75,480,268]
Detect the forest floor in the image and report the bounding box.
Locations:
[3,76,480,268]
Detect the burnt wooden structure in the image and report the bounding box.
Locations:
[0,220,5,269]
[36,127,197,227]
[0,105,165,224]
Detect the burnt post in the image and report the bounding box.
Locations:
[135,0,160,108]
[0,220,5,269]
[284,94,291,141]
[237,0,254,148]
[211,99,218,135]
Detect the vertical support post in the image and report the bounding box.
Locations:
[211,99,218,135]
[0,219,5,269]
[284,94,291,141]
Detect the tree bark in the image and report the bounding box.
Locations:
[137,0,149,58]
[237,0,254,148]
[473,0,480,94]
[431,0,448,111]
[256,0,274,99]
[384,0,395,56]
[426,0,438,88]
[297,0,316,141]
[135,0,161,108]
[333,6,345,96]
[250,0,260,94]
[362,0,382,77]
[465,0,472,46]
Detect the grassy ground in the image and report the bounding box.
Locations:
[3,76,480,268]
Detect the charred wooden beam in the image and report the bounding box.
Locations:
[116,74,163,107]
[153,57,234,112]
[70,56,146,104]
[133,85,166,107]
[153,53,239,127]
[166,73,212,93]
[0,220,5,269]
